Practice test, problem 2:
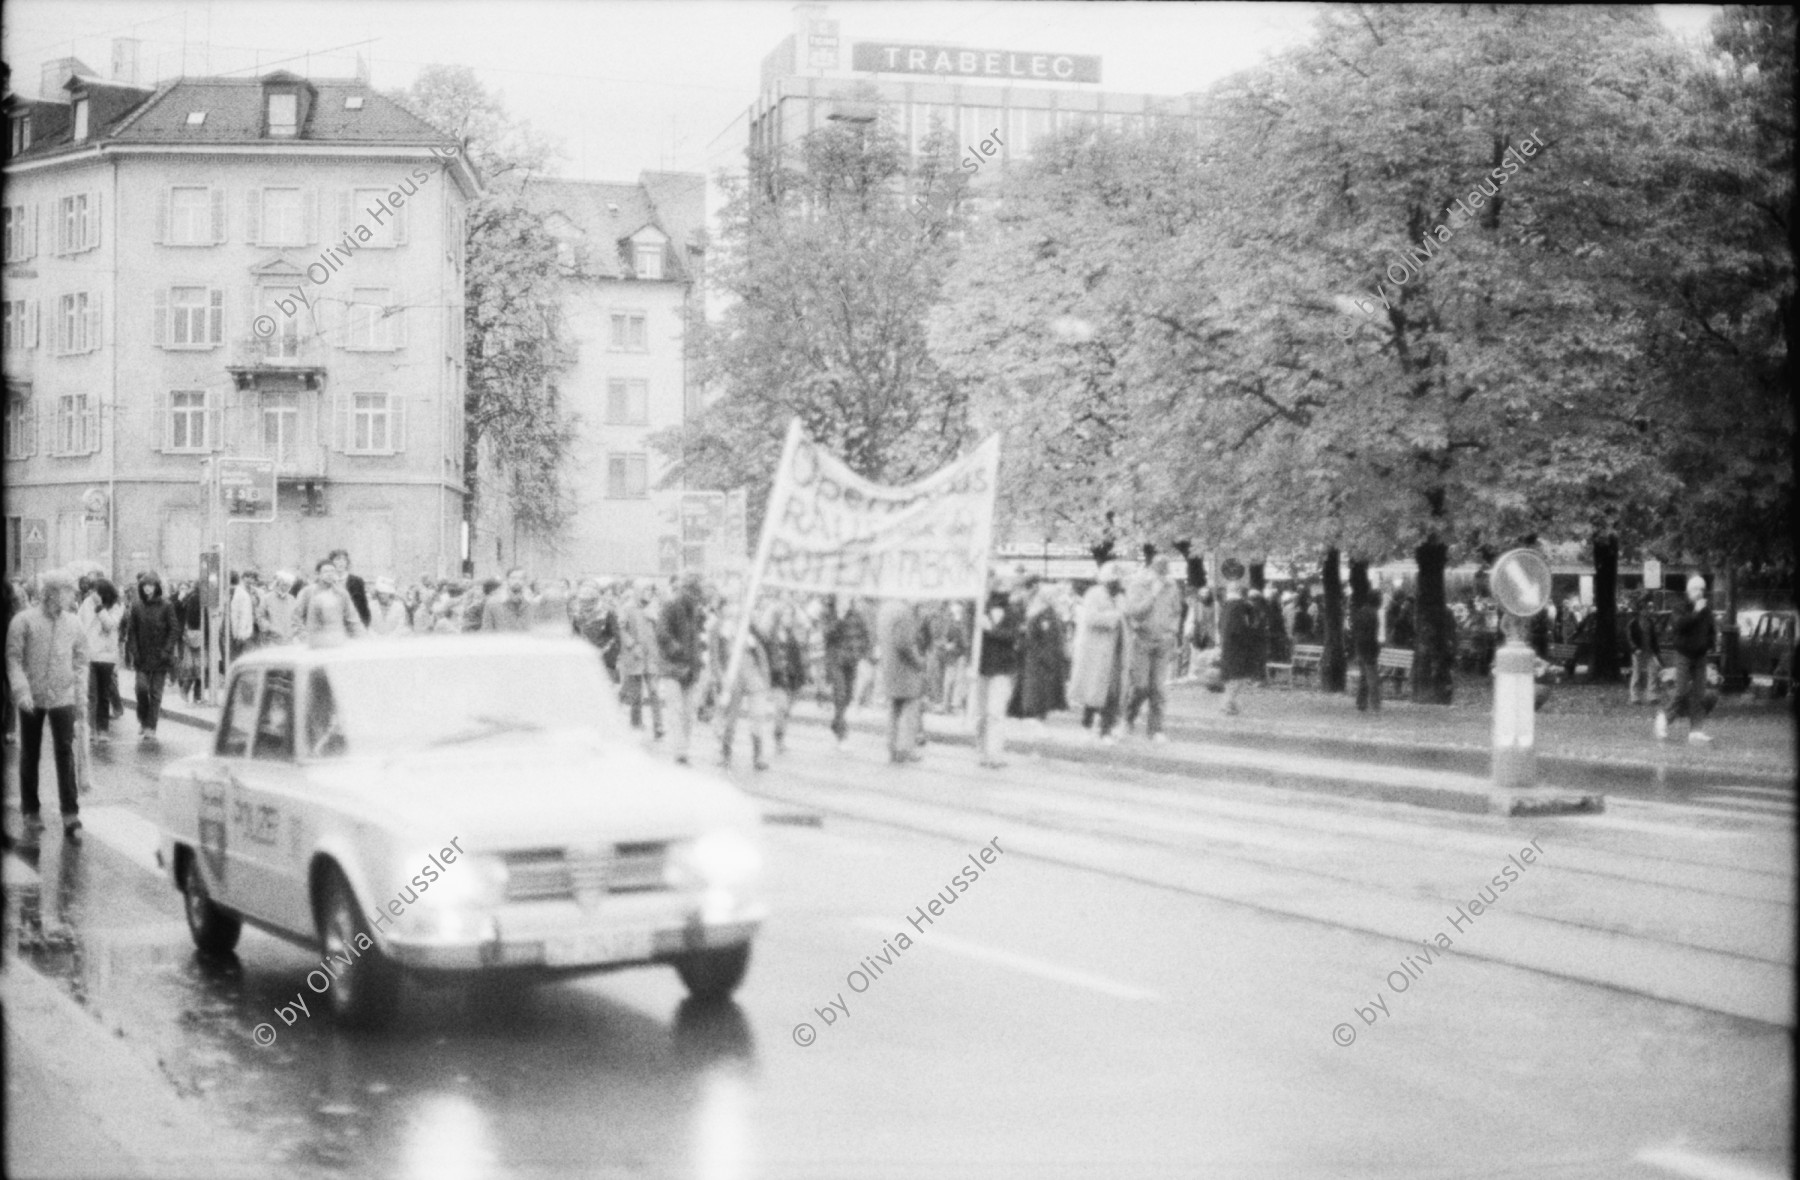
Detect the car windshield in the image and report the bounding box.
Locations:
[314,647,628,755]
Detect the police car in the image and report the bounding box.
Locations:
[156,634,765,1026]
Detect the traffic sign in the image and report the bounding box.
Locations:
[22,518,47,559]
[215,458,277,523]
[1492,548,1552,618]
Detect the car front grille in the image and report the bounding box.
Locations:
[503,843,670,902]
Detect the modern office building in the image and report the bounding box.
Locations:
[746,2,1204,175]
[2,53,477,582]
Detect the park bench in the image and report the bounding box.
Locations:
[1269,644,1325,688]
[1548,642,1579,675]
[1378,647,1413,694]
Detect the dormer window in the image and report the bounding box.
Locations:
[634,243,663,280]
[9,116,29,154]
[267,92,298,136]
[72,98,90,142]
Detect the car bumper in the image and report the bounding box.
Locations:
[384,892,766,973]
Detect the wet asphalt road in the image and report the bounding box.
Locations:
[4,718,1794,1179]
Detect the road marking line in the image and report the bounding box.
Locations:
[1690,796,1795,814]
[1722,786,1797,800]
[1635,1144,1789,1180]
[853,917,1161,1002]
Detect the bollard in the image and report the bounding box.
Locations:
[1492,639,1537,790]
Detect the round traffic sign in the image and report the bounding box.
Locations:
[1492,549,1552,617]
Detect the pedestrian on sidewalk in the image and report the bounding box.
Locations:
[1069,563,1126,741]
[1351,594,1382,713]
[878,597,930,763]
[80,578,124,741]
[1656,575,1718,744]
[1218,581,1261,717]
[975,570,1025,767]
[6,571,89,844]
[302,558,366,647]
[658,573,709,765]
[1626,594,1662,705]
[823,594,871,745]
[765,602,808,755]
[1123,554,1182,741]
[126,574,180,740]
[617,582,666,737]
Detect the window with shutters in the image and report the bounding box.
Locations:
[168,187,212,245]
[351,189,397,247]
[259,288,304,357]
[606,379,648,425]
[52,393,96,456]
[349,392,393,454]
[167,287,219,347]
[167,389,208,452]
[4,388,33,460]
[262,392,300,464]
[57,293,93,354]
[609,312,647,352]
[346,288,395,350]
[261,188,305,246]
[2,301,23,350]
[58,194,88,254]
[2,205,27,261]
[606,453,648,499]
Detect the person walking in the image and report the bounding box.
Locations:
[618,582,666,738]
[1351,593,1382,713]
[329,549,372,629]
[125,574,181,740]
[1656,576,1718,744]
[822,595,871,746]
[80,578,125,743]
[1069,563,1126,742]
[714,601,773,770]
[878,597,929,764]
[258,572,296,647]
[368,577,410,636]
[975,571,1025,767]
[1122,554,1183,742]
[658,573,709,765]
[573,580,621,684]
[1626,593,1663,706]
[228,571,257,661]
[175,581,204,702]
[302,558,366,647]
[482,568,535,633]
[7,571,89,844]
[764,603,808,755]
[1218,581,1262,717]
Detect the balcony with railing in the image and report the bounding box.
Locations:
[227,391,328,479]
[228,334,327,391]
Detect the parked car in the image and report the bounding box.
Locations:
[1741,609,1797,696]
[156,634,766,1026]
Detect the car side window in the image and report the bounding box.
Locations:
[217,670,261,758]
[253,669,295,761]
[305,669,345,758]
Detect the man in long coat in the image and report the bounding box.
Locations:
[878,598,930,763]
[1068,563,1126,741]
[1219,582,1262,717]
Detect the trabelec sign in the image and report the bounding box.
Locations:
[852,42,1101,83]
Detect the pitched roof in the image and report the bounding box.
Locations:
[7,72,458,164]
[523,174,705,281]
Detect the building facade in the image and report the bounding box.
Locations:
[505,172,709,579]
[3,59,477,584]
[747,3,1204,176]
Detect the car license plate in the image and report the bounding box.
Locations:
[543,927,655,967]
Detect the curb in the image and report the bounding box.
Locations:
[0,960,270,1180]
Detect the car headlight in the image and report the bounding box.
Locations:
[409,852,510,909]
[668,829,762,890]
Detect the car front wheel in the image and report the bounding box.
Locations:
[316,868,401,1028]
[675,943,751,1001]
[182,858,242,956]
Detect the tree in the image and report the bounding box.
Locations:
[398,65,579,549]
[653,91,974,534]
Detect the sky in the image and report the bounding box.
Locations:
[5,2,1722,186]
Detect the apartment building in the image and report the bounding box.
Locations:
[2,58,477,582]
[506,171,707,578]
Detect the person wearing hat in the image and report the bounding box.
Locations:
[1069,562,1127,742]
[1626,592,1662,706]
[6,571,89,844]
[1656,576,1717,743]
[369,576,410,636]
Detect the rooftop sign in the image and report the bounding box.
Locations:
[851,42,1100,83]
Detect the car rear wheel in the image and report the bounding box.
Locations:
[675,943,751,1001]
[316,868,401,1028]
[182,858,242,956]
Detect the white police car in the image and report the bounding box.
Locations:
[156,634,765,1025]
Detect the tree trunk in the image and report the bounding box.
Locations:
[1412,537,1454,704]
[1348,558,1371,610]
[1248,561,1266,591]
[1320,547,1347,692]
[1591,533,1622,682]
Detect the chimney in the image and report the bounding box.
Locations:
[39,56,92,99]
[354,51,370,84]
[111,38,141,85]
